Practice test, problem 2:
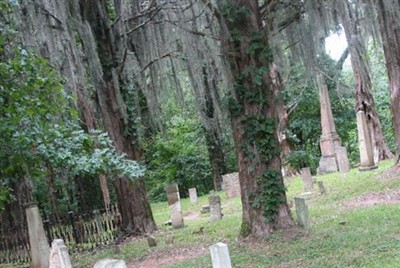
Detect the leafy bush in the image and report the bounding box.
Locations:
[144,117,213,202]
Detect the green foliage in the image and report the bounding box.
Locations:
[287,55,355,172]
[0,12,144,211]
[143,117,213,202]
[35,125,145,179]
[285,150,317,170]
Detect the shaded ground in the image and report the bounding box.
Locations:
[127,247,208,268]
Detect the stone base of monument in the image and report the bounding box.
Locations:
[358,165,378,172]
[317,155,338,174]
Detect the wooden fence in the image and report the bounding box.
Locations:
[0,205,122,266]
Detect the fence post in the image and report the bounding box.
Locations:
[68,211,78,244]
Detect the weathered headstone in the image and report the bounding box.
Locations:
[222,172,241,199]
[93,259,127,268]
[294,197,309,228]
[209,242,232,268]
[165,183,184,228]
[301,167,313,192]
[189,187,198,205]
[316,74,348,174]
[318,181,326,195]
[26,204,50,268]
[209,194,222,222]
[336,145,350,173]
[49,239,72,268]
[356,111,378,171]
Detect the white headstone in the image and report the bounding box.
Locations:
[165,183,184,228]
[26,204,50,268]
[189,188,198,205]
[49,239,72,268]
[93,259,127,268]
[209,242,232,268]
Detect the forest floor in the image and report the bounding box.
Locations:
[72,159,400,267]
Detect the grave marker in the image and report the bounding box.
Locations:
[189,188,198,205]
[301,167,313,192]
[26,204,50,268]
[209,242,232,268]
[356,111,378,171]
[209,194,222,222]
[165,183,184,228]
[294,197,309,228]
[49,239,72,268]
[222,172,241,199]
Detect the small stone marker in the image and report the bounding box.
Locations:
[294,197,309,228]
[209,194,222,222]
[26,204,50,268]
[189,187,198,205]
[49,239,72,268]
[209,242,232,268]
[336,146,350,173]
[318,181,326,195]
[165,183,184,228]
[222,172,241,199]
[301,167,313,192]
[93,259,127,268]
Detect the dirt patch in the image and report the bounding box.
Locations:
[127,247,208,268]
[183,212,200,221]
[344,190,400,207]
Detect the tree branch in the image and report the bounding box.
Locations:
[336,47,349,71]
[140,51,178,74]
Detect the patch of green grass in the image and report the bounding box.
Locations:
[72,160,400,267]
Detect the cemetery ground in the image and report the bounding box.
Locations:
[65,160,400,267]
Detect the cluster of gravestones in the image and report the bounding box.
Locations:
[317,73,377,174]
[165,183,230,228]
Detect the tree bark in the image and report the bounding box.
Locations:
[79,0,157,234]
[373,0,400,163]
[202,65,228,190]
[341,0,393,162]
[216,0,294,237]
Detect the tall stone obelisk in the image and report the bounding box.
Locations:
[317,74,350,174]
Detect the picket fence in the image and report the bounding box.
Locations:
[0,205,122,266]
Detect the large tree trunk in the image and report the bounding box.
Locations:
[373,0,400,163]
[79,0,156,234]
[341,0,393,162]
[216,0,294,237]
[202,65,228,190]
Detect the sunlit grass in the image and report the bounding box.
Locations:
[72,159,400,267]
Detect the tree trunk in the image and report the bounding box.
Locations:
[373,0,400,163]
[79,0,156,234]
[216,0,294,237]
[202,65,228,190]
[341,0,393,162]
[270,63,297,177]
[46,164,60,222]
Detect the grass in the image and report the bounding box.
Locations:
[72,159,400,267]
